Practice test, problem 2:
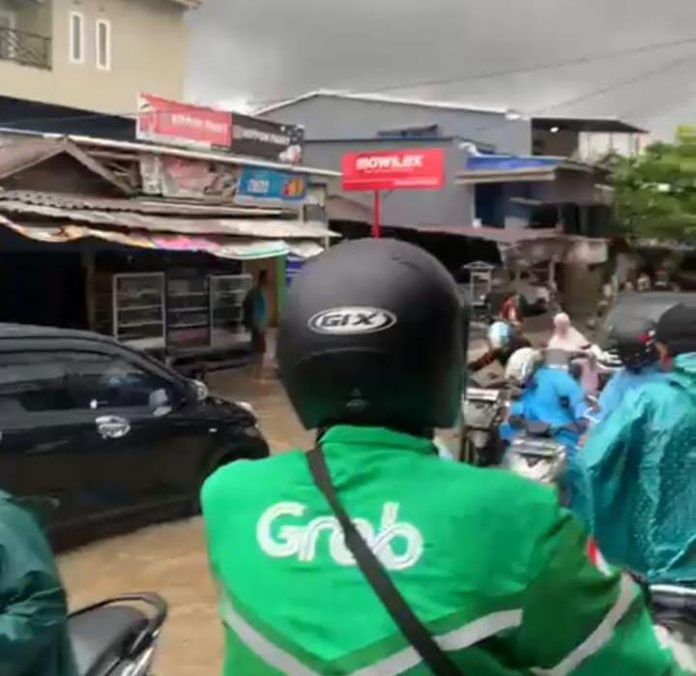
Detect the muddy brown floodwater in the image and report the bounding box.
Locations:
[59,368,312,676]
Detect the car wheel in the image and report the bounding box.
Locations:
[191,436,269,514]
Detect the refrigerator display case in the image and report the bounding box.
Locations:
[112,273,166,351]
[210,274,252,348]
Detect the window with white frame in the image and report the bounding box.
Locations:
[69,11,84,64]
[95,19,111,70]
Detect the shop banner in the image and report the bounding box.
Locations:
[237,167,306,205]
[136,94,232,149]
[140,156,240,201]
[341,148,446,191]
[232,114,304,164]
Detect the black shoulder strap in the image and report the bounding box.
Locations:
[306,447,462,675]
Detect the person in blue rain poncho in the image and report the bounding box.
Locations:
[501,348,590,448]
[596,317,667,423]
[583,303,696,583]
[500,348,594,523]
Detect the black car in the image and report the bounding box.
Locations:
[0,324,269,549]
[596,292,696,347]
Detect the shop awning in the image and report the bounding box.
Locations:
[0,198,337,240]
[456,155,607,185]
[0,215,326,259]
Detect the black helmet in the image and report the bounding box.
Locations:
[608,317,658,372]
[277,238,467,431]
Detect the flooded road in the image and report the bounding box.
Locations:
[59,369,312,676]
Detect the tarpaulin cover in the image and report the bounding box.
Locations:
[0,216,324,260]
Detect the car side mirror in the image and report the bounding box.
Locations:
[189,379,209,403]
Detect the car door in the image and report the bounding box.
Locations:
[65,346,218,522]
[0,349,96,540]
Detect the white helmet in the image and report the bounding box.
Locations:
[505,347,541,387]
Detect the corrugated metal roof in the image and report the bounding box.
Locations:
[255,90,514,117]
[532,116,647,134]
[0,199,336,239]
[0,139,133,194]
[0,189,283,216]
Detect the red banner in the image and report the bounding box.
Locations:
[136,94,232,148]
[341,148,446,191]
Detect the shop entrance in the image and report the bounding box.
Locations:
[0,252,86,329]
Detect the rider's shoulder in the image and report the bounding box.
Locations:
[446,463,560,520]
[201,451,306,505]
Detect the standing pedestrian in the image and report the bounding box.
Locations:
[243,270,269,380]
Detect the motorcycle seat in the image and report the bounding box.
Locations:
[69,606,147,676]
[650,585,696,626]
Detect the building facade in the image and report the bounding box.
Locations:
[0,0,200,113]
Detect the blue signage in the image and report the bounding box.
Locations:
[285,255,305,288]
[237,168,307,204]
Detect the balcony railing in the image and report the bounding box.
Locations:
[0,26,51,69]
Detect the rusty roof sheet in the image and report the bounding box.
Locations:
[0,199,336,239]
[0,139,133,195]
[0,189,284,217]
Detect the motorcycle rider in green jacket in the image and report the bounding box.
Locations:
[202,239,682,675]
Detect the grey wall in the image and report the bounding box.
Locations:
[304,138,475,229]
[261,95,531,155]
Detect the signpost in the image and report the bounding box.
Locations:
[341,148,445,238]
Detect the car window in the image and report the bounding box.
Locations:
[0,353,74,414]
[67,352,176,412]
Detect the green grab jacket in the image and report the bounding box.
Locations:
[0,490,76,676]
[202,425,683,675]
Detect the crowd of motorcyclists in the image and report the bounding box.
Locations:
[468,288,696,592]
[1,239,695,674]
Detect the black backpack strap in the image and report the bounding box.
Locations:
[306,446,462,676]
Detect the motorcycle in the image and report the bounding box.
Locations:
[650,584,696,670]
[460,375,508,466]
[501,420,569,500]
[69,593,167,676]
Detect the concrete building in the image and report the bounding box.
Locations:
[258,91,645,313]
[258,91,530,235]
[0,0,200,113]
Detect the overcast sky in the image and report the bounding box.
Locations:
[187,0,696,139]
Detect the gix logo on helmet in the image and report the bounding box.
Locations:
[308,306,397,335]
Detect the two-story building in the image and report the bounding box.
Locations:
[0,0,198,113]
[258,91,646,313]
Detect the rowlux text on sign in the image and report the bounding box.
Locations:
[341,148,446,192]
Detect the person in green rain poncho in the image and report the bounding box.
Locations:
[0,490,76,675]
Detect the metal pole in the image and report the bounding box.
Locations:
[372,190,381,238]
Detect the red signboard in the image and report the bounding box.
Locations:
[341,148,446,191]
[136,93,232,148]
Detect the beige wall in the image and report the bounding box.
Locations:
[0,0,188,113]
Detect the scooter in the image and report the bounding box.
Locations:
[501,420,569,496]
[69,593,167,676]
[460,374,508,466]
